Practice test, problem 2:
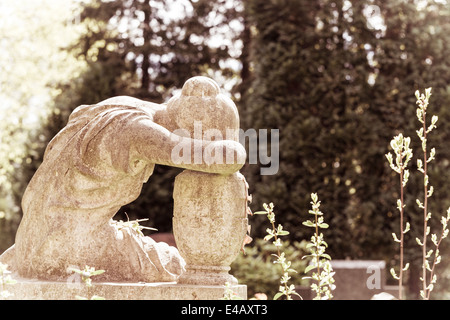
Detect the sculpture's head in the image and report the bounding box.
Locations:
[166,76,239,141]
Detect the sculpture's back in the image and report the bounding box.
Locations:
[9,102,184,282]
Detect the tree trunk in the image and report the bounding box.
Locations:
[141,5,152,93]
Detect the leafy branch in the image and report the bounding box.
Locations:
[111,213,157,237]
[254,203,301,300]
[0,263,16,300]
[386,88,450,300]
[302,193,335,300]
[414,88,450,300]
[68,265,106,300]
[221,281,244,300]
[386,133,412,300]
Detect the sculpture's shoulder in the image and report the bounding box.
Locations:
[42,98,160,166]
[57,97,158,144]
[43,103,112,159]
[68,96,160,121]
[47,98,161,174]
[96,96,163,115]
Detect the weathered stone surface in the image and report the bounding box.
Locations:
[166,76,240,141]
[173,171,249,286]
[0,76,246,286]
[4,277,247,300]
[169,76,250,286]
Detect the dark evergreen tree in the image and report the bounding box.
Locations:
[8,0,450,299]
[240,0,450,285]
[369,0,450,297]
[241,0,384,259]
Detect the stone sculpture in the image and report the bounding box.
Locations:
[170,78,251,285]
[173,170,250,285]
[0,76,247,284]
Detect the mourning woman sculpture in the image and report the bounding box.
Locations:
[0,76,246,283]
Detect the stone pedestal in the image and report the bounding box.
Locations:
[4,277,247,300]
[173,170,248,286]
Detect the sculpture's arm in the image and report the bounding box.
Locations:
[128,118,246,175]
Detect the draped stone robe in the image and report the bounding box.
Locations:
[4,101,186,282]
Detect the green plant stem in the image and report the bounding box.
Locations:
[427,234,443,300]
[422,111,429,300]
[270,219,290,299]
[271,220,280,257]
[256,203,299,300]
[314,209,321,300]
[399,167,404,300]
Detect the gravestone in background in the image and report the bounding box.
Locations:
[296,260,400,300]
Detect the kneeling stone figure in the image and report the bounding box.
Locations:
[0,76,246,282]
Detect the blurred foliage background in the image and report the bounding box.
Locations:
[2,0,450,298]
